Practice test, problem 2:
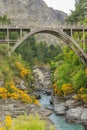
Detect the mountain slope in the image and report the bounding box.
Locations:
[0,0,67,26]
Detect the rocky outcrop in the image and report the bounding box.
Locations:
[52,95,87,129]
[0,99,52,118]
[66,107,84,123]
[0,98,57,129]
[0,78,27,90]
[52,96,66,115]
[33,66,52,89]
[54,102,66,115]
[66,107,87,129]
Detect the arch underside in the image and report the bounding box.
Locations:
[9,28,87,65]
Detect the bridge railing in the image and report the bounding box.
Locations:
[0,23,87,29]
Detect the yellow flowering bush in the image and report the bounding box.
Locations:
[81,94,87,103]
[5,116,12,127]
[62,84,74,96]
[78,87,86,94]
[0,116,12,130]
[0,88,7,99]
[52,83,63,96]
[16,62,31,78]
[0,81,39,105]
[52,83,74,96]
[73,93,87,103]
[73,87,87,103]
[73,94,81,101]
[0,127,5,130]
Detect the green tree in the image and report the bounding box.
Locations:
[16,36,36,64]
[66,0,87,24]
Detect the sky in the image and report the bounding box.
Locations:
[43,0,75,14]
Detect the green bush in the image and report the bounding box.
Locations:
[12,114,55,130]
[72,70,87,90]
[0,44,8,54]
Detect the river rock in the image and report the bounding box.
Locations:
[35,94,41,99]
[54,102,66,115]
[65,100,75,109]
[84,103,87,108]
[81,109,87,128]
[45,90,52,96]
[33,66,52,89]
[65,100,83,109]
[16,80,26,90]
[66,106,84,123]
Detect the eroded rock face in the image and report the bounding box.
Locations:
[0,99,53,118]
[33,67,52,89]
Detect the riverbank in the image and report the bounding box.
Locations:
[38,89,85,130]
[51,94,87,130]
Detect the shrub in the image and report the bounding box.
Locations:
[0,44,8,55]
[0,81,39,105]
[72,70,87,90]
[62,84,74,96]
[0,115,55,130]
[52,83,63,96]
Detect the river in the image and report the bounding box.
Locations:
[39,91,85,130]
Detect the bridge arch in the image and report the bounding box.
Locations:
[9,28,87,65]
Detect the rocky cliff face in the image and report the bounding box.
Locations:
[0,0,67,27]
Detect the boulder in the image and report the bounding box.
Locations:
[65,100,83,109]
[35,94,41,99]
[54,102,66,115]
[81,108,87,124]
[45,90,52,96]
[65,100,76,109]
[66,106,84,123]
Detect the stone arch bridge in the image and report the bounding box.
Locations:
[0,25,87,65]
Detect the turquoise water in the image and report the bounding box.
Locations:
[49,114,85,130]
[39,92,85,130]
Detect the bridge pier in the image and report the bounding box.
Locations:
[78,31,80,41]
[6,29,9,52]
[70,29,73,38]
[83,29,85,50]
[20,29,23,40]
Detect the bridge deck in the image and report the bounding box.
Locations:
[0,25,87,30]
